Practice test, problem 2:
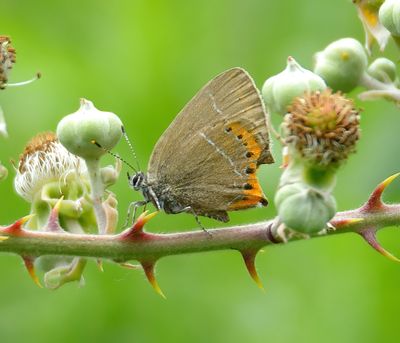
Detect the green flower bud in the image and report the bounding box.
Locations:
[379,0,400,37]
[57,99,123,160]
[367,57,399,84]
[262,56,326,115]
[0,162,8,181]
[314,38,368,92]
[276,183,337,234]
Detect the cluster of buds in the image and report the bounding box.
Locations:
[277,90,360,234]
[312,36,400,104]
[263,57,361,234]
[12,100,123,288]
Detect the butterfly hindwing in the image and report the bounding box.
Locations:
[146,68,273,221]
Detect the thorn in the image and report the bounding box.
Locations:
[119,262,141,270]
[119,211,158,240]
[0,236,8,242]
[46,197,64,232]
[22,256,43,288]
[1,214,34,235]
[363,173,400,211]
[241,250,265,291]
[133,211,158,233]
[96,259,104,272]
[359,228,400,263]
[141,261,166,299]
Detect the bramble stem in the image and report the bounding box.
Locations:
[0,202,399,263]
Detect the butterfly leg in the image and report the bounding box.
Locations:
[123,200,148,228]
[179,206,211,236]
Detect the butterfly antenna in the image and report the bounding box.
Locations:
[121,126,141,171]
[91,140,138,173]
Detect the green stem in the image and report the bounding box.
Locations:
[0,204,399,262]
[85,158,106,234]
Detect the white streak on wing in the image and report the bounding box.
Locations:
[208,91,223,115]
[200,132,242,177]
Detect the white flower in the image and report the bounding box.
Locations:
[15,132,85,201]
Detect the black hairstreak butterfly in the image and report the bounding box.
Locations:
[127,67,274,223]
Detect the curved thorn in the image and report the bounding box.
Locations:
[133,211,158,233]
[360,228,400,263]
[120,211,158,240]
[241,250,265,291]
[364,173,400,211]
[0,236,8,242]
[20,214,36,225]
[1,214,35,235]
[47,196,64,232]
[22,257,43,288]
[141,261,166,299]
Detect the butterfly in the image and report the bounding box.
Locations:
[127,67,274,223]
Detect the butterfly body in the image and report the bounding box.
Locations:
[128,68,273,223]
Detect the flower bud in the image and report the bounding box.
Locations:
[276,183,337,234]
[57,99,123,160]
[0,162,7,181]
[379,0,400,37]
[367,57,398,84]
[0,36,16,90]
[283,89,360,168]
[314,38,368,92]
[262,56,326,115]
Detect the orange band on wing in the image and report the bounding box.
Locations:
[225,122,268,211]
[228,122,262,160]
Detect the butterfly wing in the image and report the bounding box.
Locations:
[147,68,273,221]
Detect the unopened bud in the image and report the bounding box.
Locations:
[262,57,326,115]
[57,99,123,160]
[314,38,368,92]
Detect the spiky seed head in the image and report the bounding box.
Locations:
[284,89,360,168]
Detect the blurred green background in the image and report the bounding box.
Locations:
[1,0,400,342]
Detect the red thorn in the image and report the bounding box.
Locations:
[1,215,33,236]
[22,256,43,288]
[363,173,400,212]
[241,250,265,291]
[359,228,400,263]
[46,197,64,232]
[141,261,166,299]
[119,211,158,240]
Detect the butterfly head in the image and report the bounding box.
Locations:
[128,171,146,191]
